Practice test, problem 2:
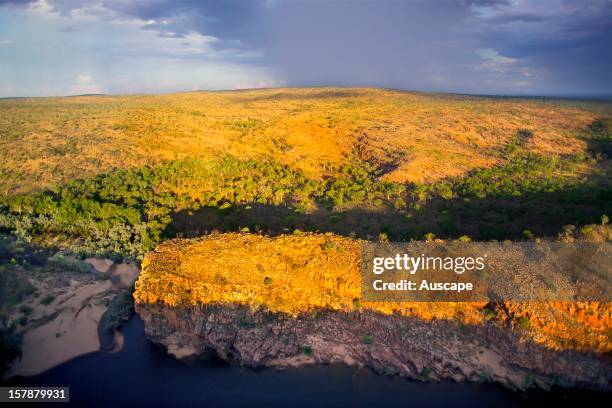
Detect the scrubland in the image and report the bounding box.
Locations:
[0,88,606,194]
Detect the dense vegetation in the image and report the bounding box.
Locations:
[102,288,135,332]
[1,115,610,259]
[0,157,399,258]
[0,117,610,260]
[0,89,609,259]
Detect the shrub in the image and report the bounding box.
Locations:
[0,266,36,309]
[383,367,396,376]
[482,307,495,321]
[18,305,32,315]
[420,366,431,381]
[0,318,21,376]
[588,118,608,137]
[40,294,55,305]
[300,345,313,356]
[516,316,531,330]
[424,232,436,242]
[516,129,534,141]
[102,290,134,331]
[362,334,373,345]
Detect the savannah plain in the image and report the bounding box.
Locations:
[1,87,607,193]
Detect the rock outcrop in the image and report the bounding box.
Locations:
[136,302,610,391]
[134,233,611,391]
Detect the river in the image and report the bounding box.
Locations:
[3,316,608,407]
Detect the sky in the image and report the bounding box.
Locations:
[0,0,610,97]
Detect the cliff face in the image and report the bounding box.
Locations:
[136,302,609,391]
[134,232,611,391]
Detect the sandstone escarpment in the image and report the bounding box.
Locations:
[134,233,611,391]
[135,302,610,391]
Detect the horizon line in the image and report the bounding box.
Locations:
[1,86,612,102]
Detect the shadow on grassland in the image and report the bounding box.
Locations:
[166,180,611,241]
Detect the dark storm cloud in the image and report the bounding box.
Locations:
[475,1,612,93]
[42,0,270,43]
[262,0,480,90]
[57,0,483,91]
[3,0,611,94]
[111,0,612,94]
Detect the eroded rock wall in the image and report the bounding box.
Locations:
[136,302,611,391]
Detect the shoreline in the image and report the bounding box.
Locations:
[4,258,139,379]
[5,314,610,408]
[136,302,612,393]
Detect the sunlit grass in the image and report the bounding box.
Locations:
[1,88,608,194]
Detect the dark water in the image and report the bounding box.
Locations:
[3,316,608,407]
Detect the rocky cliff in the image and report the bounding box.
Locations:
[134,233,611,391]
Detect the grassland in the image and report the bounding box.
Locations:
[0,88,607,194]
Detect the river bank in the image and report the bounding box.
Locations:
[4,257,138,378]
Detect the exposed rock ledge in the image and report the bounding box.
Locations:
[136,303,610,392]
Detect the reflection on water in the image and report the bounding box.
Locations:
[3,316,608,407]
